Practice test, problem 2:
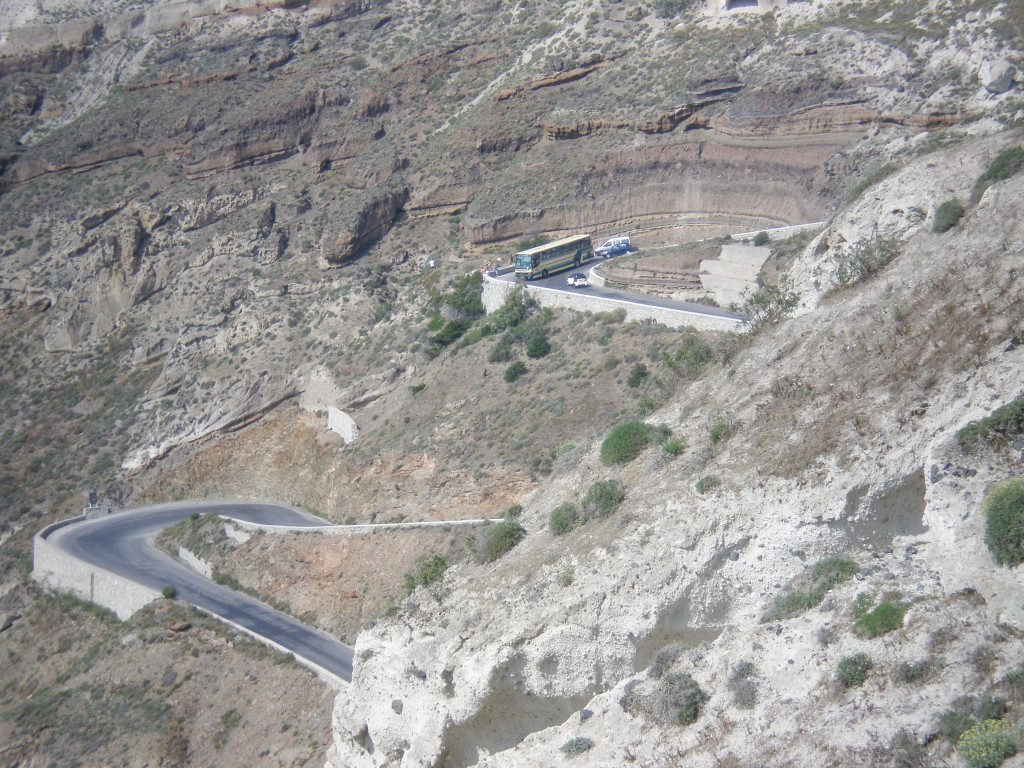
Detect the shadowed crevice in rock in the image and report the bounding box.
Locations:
[830,468,928,549]
[436,684,596,768]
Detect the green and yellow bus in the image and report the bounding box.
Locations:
[514,234,593,280]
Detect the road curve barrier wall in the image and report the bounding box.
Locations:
[482,275,742,332]
[32,519,162,620]
[227,517,505,535]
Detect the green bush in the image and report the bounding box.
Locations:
[836,653,873,688]
[504,361,527,382]
[709,419,735,444]
[762,556,858,621]
[600,421,654,465]
[972,146,1024,202]
[662,438,684,457]
[728,661,758,708]
[403,553,448,595]
[549,502,579,535]
[560,736,594,756]
[753,231,770,246]
[943,698,983,743]
[831,235,901,287]
[851,591,874,619]
[695,475,720,494]
[896,659,934,684]
[581,480,625,520]
[737,276,801,330]
[430,319,471,349]
[162,586,177,599]
[523,326,550,358]
[653,0,694,17]
[957,397,1024,453]
[489,287,531,331]
[627,362,649,388]
[505,504,523,520]
[957,720,1019,768]
[479,520,527,562]
[663,330,716,379]
[854,601,908,637]
[649,645,682,679]
[636,395,657,416]
[488,335,514,363]
[982,477,1024,567]
[1004,663,1024,700]
[663,673,709,725]
[934,198,966,233]
[441,272,484,316]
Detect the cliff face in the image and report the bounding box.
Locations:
[327,133,1024,768]
[1,0,1023,765]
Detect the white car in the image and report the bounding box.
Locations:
[566,273,588,287]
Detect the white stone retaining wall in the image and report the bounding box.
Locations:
[482,275,742,332]
[178,546,213,578]
[229,517,505,535]
[32,520,161,620]
[731,221,826,242]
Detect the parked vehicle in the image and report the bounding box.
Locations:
[566,273,589,287]
[595,235,631,258]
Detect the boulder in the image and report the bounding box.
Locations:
[979,58,1016,94]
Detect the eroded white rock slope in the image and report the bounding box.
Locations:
[327,131,1024,767]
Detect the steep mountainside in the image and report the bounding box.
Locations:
[1,0,1022,765]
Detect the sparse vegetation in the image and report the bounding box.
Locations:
[737,276,801,330]
[478,520,526,563]
[753,231,770,246]
[831,234,901,287]
[972,146,1024,202]
[763,556,859,622]
[560,736,594,756]
[956,397,1024,453]
[848,162,898,202]
[854,601,908,638]
[728,661,758,709]
[957,719,1019,768]
[695,475,720,494]
[662,329,716,379]
[933,198,966,232]
[601,421,664,465]
[580,480,626,520]
[649,645,682,679]
[403,553,448,595]
[663,673,709,726]
[836,653,873,688]
[636,395,657,416]
[661,438,684,457]
[896,658,936,684]
[549,502,580,535]
[627,362,649,388]
[504,361,527,382]
[709,418,737,444]
[982,477,1024,567]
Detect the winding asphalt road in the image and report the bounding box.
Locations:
[495,259,745,321]
[44,501,354,683]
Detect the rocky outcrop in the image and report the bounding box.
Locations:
[319,186,409,268]
[327,133,1024,768]
[493,56,616,102]
[979,57,1017,94]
